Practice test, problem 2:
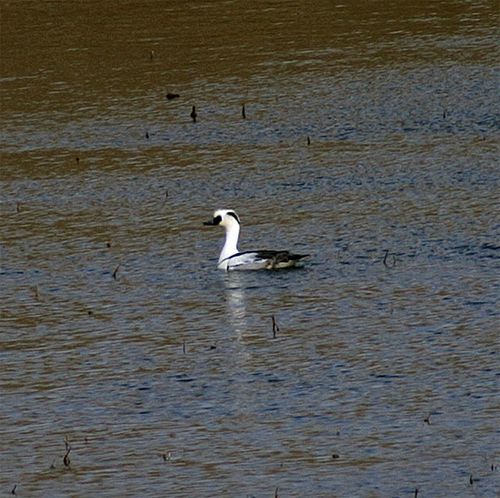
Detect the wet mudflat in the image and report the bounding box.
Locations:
[0,1,499,496]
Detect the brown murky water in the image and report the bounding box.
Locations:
[1,1,499,496]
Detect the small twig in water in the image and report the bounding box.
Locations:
[242,104,246,119]
[274,487,279,498]
[11,484,17,495]
[63,437,71,468]
[307,136,311,146]
[112,264,120,280]
[182,341,186,354]
[190,105,197,123]
[469,474,479,485]
[272,315,280,338]
[424,414,431,425]
[414,488,418,498]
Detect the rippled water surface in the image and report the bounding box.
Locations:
[1,1,499,496]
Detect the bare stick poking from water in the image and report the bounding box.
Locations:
[272,315,280,338]
[469,474,480,485]
[424,414,431,425]
[307,136,311,146]
[63,437,71,468]
[182,341,186,354]
[150,50,155,61]
[63,448,71,467]
[242,104,246,119]
[112,264,120,280]
[145,131,150,140]
[275,487,279,498]
[190,106,197,123]
[11,484,17,495]
[414,488,419,498]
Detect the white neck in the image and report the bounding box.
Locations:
[219,222,240,263]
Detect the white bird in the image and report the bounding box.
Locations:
[203,209,308,271]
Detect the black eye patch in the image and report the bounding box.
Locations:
[213,215,222,225]
[226,211,240,224]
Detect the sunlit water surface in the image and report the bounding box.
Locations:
[1,1,499,496]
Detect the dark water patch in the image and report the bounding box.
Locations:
[370,374,405,379]
[480,242,500,252]
[171,375,196,384]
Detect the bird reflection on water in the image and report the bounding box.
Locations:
[223,272,248,341]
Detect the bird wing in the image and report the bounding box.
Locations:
[226,250,308,270]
